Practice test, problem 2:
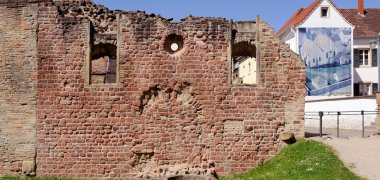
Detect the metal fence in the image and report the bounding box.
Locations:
[305,110,379,138]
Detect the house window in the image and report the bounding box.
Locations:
[354,83,377,96]
[360,83,370,96]
[248,63,251,75]
[321,7,329,18]
[354,49,369,67]
[373,83,378,94]
[372,49,378,67]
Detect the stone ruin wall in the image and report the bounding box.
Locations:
[0,0,306,178]
[0,1,38,176]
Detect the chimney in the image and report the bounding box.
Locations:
[358,0,365,16]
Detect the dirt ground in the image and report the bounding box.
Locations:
[307,128,380,180]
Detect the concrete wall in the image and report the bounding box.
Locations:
[0,2,38,176]
[305,97,377,130]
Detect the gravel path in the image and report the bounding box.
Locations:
[309,135,380,180]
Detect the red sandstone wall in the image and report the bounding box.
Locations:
[0,0,305,178]
[36,1,305,177]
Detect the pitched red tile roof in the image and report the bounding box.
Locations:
[339,8,380,38]
[278,0,366,37]
[278,0,323,35]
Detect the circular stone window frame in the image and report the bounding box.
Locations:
[162,32,186,55]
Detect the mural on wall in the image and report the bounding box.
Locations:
[299,28,352,96]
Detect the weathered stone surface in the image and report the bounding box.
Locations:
[280,132,296,144]
[223,120,244,134]
[90,74,105,84]
[0,2,38,177]
[22,161,35,175]
[168,175,212,180]
[91,56,109,75]
[0,0,306,178]
[136,163,217,180]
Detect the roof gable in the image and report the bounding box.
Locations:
[278,0,352,35]
[278,0,322,35]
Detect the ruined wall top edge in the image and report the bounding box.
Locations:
[0,0,232,23]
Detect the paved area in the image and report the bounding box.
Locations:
[307,128,380,180]
[305,127,376,138]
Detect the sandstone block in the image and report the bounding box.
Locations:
[22,161,35,175]
[280,132,296,144]
[91,75,105,84]
[91,56,109,74]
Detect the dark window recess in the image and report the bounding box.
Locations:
[354,49,362,67]
[373,83,378,94]
[90,43,117,84]
[354,83,360,96]
[372,49,378,67]
[321,7,329,17]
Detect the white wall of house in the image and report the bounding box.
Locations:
[354,38,376,46]
[281,0,352,54]
[353,39,379,85]
[298,0,352,28]
[238,57,257,84]
[305,97,377,130]
[354,67,378,83]
[282,30,298,53]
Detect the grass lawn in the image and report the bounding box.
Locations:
[223,139,362,180]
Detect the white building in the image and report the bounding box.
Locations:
[279,0,380,130]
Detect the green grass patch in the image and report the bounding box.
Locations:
[223,139,362,180]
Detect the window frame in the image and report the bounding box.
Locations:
[85,15,122,88]
[320,6,330,18]
[354,48,371,68]
[355,82,377,96]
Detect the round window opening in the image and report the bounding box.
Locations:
[164,34,184,54]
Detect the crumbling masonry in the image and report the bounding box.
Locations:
[0,0,306,178]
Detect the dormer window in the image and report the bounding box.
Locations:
[321,7,329,18]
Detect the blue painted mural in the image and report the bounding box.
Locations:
[299,28,352,96]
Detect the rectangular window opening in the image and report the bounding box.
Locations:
[354,48,370,67]
[355,82,376,96]
[321,7,329,18]
[86,18,120,86]
[232,41,257,85]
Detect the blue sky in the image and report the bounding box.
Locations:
[92,0,379,31]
